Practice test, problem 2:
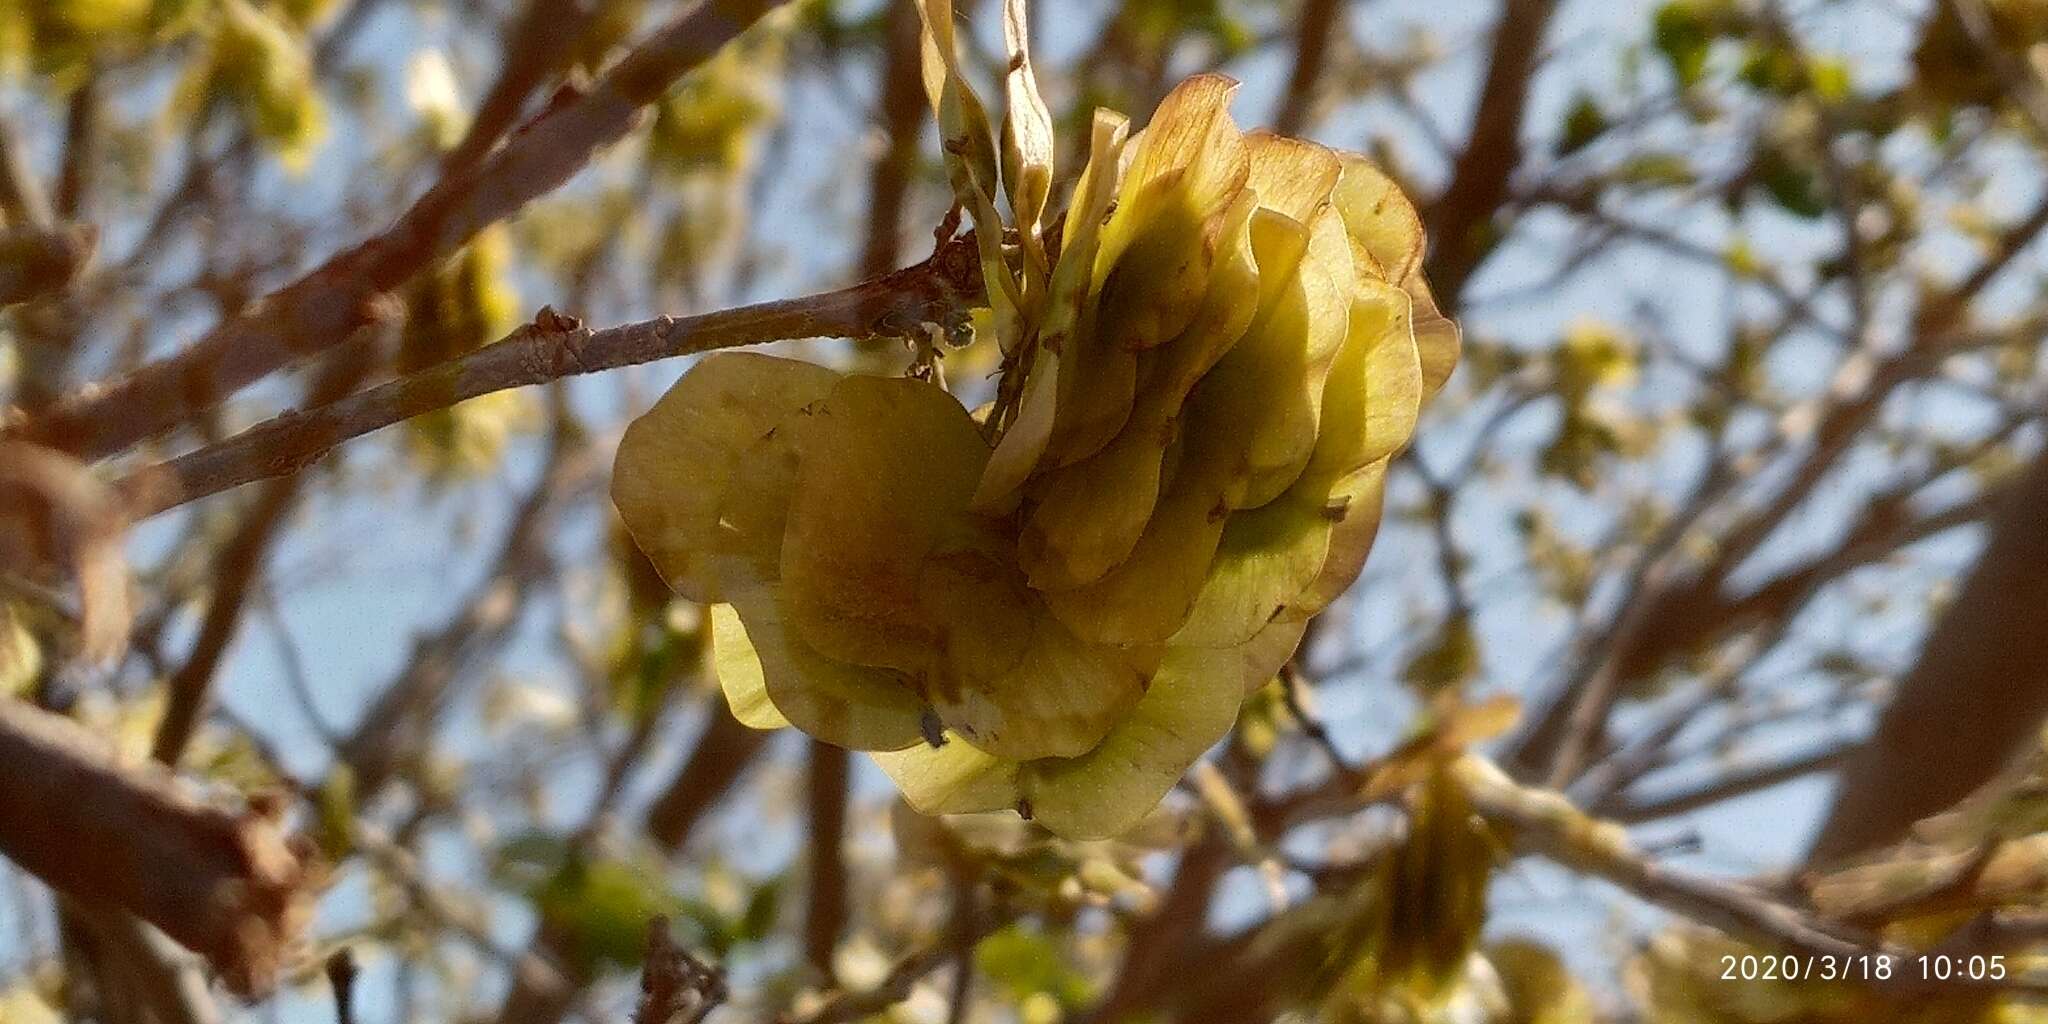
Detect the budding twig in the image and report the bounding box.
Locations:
[118,237,983,519]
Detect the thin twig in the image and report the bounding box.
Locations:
[9,0,795,460]
[1600,742,1857,823]
[119,238,980,518]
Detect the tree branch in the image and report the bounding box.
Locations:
[1424,0,1561,308]
[1455,757,1892,963]
[1599,741,1857,823]
[633,917,726,1024]
[8,0,794,461]
[0,697,317,997]
[119,238,979,518]
[802,742,852,976]
[440,0,608,177]
[1808,449,2048,863]
[1269,0,1343,138]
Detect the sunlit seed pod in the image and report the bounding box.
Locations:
[671,372,934,754]
[612,353,841,603]
[1172,492,1321,649]
[1040,73,1250,468]
[1028,200,1286,635]
[1016,422,1167,590]
[1128,186,1267,415]
[779,375,988,674]
[611,10,1459,839]
[1038,310,1137,470]
[998,0,1055,282]
[1161,206,1312,512]
[712,584,928,752]
[924,574,1154,760]
[1277,460,1391,626]
[972,109,1130,513]
[1231,202,1356,510]
[1037,381,1244,646]
[1332,153,1460,397]
[915,0,1023,356]
[1092,74,1251,352]
[1174,278,1421,644]
[874,621,1300,839]
[1016,187,1260,590]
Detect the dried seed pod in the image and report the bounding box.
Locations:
[612,6,1458,840]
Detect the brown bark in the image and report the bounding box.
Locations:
[802,742,852,976]
[1424,0,1560,308]
[1807,449,2048,864]
[0,697,317,996]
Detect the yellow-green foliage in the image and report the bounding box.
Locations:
[0,0,200,81]
[399,226,532,476]
[1321,765,1504,1020]
[0,602,40,697]
[210,0,325,167]
[611,2,1457,839]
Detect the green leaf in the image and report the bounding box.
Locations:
[1754,145,1828,219]
[977,924,1093,1007]
[533,858,682,976]
[1559,93,1608,155]
[1652,0,1714,88]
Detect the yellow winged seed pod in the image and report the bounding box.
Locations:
[611,0,1458,839]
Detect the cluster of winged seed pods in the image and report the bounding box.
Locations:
[613,1,1456,839]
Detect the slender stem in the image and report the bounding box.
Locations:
[118,238,980,518]
[802,743,852,976]
[9,0,793,461]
